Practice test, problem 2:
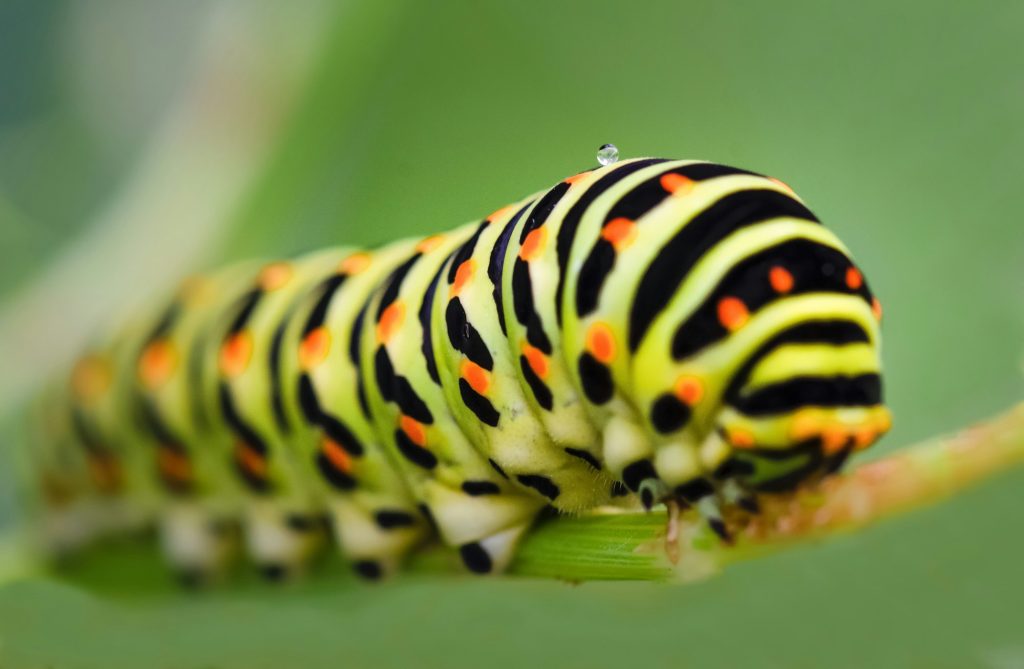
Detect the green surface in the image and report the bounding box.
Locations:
[0,0,1022,667]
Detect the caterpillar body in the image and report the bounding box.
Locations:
[26,156,891,583]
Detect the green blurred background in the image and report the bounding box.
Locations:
[0,0,1022,667]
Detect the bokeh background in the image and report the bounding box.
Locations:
[0,0,1022,667]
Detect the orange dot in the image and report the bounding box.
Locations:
[158,448,192,482]
[487,204,517,223]
[769,266,794,294]
[71,355,113,402]
[400,415,426,447]
[521,342,549,379]
[376,301,406,344]
[88,455,122,493]
[871,297,883,321]
[790,411,819,442]
[586,323,616,363]
[822,426,849,454]
[451,259,476,296]
[138,339,177,389]
[717,297,749,331]
[660,173,695,195]
[853,427,877,450]
[322,436,353,473]
[219,332,253,377]
[416,235,445,253]
[299,327,331,370]
[600,217,637,251]
[729,429,756,449]
[563,171,592,186]
[846,267,863,290]
[461,359,491,394]
[673,376,704,405]
[259,262,292,291]
[770,177,795,194]
[235,442,266,477]
[340,252,372,275]
[519,226,547,262]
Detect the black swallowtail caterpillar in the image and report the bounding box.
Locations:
[25,154,891,584]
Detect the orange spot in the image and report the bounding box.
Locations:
[461,359,491,394]
[322,437,353,474]
[71,355,112,402]
[416,235,444,253]
[717,297,749,331]
[770,177,795,194]
[88,455,122,493]
[769,266,794,294]
[673,376,704,405]
[871,297,883,321]
[400,415,426,447]
[299,327,331,370]
[729,429,755,449]
[519,226,547,262]
[235,442,266,477]
[563,171,592,186]
[790,412,819,442]
[450,259,476,296]
[521,343,549,379]
[219,332,253,377]
[846,267,863,290]
[487,204,517,223]
[377,301,405,344]
[600,217,637,251]
[259,262,292,291]
[138,339,177,389]
[875,409,893,435]
[853,426,877,450]
[586,323,616,364]
[822,425,849,454]
[340,252,372,275]
[660,173,695,195]
[158,448,192,482]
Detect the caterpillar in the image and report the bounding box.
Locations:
[23,151,891,584]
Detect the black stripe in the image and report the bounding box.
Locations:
[145,301,182,342]
[516,474,560,501]
[374,510,417,529]
[218,383,268,455]
[316,451,356,491]
[519,355,553,410]
[519,181,570,242]
[376,253,420,319]
[488,214,519,336]
[629,188,819,352]
[320,413,366,456]
[268,320,290,434]
[555,159,668,325]
[574,162,758,318]
[461,480,501,496]
[419,263,446,385]
[445,298,493,370]
[733,373,882,416]
[447,221,488,283]
[564,447,600,470]
[458,379,500,427]
[577,352,614,405]
[228,289,262,335]
[722,320,871,405]
[302,274,347,336]
[395,429,437,469]
[672,237,861,360]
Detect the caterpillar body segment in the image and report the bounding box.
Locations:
[30,156,890,582]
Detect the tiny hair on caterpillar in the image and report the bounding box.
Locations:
[23,148,890,585]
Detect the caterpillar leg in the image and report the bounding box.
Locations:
[327,497,429,580]
[244,500,328,582]
[159,501,239,587]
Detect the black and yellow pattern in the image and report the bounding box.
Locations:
[26,156,891,583]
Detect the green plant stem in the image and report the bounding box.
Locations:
[508,402,1024,582]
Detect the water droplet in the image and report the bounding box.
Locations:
[596,143,619,166]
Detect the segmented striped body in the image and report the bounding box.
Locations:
[30,157,891,582]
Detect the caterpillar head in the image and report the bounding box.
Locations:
[712,317,891,492]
